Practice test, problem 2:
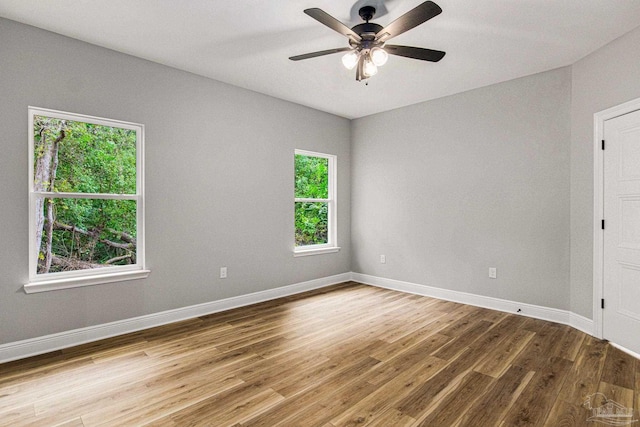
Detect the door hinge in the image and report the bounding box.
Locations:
[602,219,605,230]
[601,298,605,309]
[602,139,605,150]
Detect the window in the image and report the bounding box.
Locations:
[294,150,339,256]
[26,107,148,293]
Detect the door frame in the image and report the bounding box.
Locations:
[593,96,640,339]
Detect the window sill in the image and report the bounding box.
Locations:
[294,247,341,257]
[24,269,151,294]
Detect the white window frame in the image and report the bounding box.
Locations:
[294,149,339,257]
[25,107,149,293]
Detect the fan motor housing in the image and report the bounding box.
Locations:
[352,22,383,36]
[350,22,384,47]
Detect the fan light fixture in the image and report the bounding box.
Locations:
[342,49,387,75]
[289,2,446,82]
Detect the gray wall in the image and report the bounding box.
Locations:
[570,25,640,319]
[351,68,572,310]
[0,18,351,344]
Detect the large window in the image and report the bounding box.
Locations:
[294,150,338,256]
[26,107,148,293]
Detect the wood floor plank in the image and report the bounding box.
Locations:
[414,370,494,426]
[600,345,636,389]
[328,356,447,426]
[53,373,240,426]
[271,353,380,398]
[473,307,510,324]
[0,404,36,426]
[0,354,94,389]
[501,356,574,426]
[241,356,380,427]
[255,301,420,360]
[367,334,452,385]
[458,365,534,427]
[432,320,494,360]
[542,335,610,427]
[542,399,592,427]
[366,408,416,427]
[467,313,526,353]
[473,328,535,378]
[394,345,484,419]
[375,302,445,343]
[151,381,283,426]
[550,326,585,362]
[54,418,86,427]
[510,323,565,371]
[271,375,378,427]
[370,324,451,362]
[141,326,230,358]
[0,351,151,414]
[554,335,608,404]
[232,349,330,390]
[1,282,638,427]
[437,311,486,338]
[67,357,252,425]
[596,381,635,412]
[519,317,557,333]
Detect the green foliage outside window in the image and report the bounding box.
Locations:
[295,155,328,199]
[295,154,329,246]
[33,116,138,274]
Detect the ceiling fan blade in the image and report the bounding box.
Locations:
[375,1,442,42]
[289,47,352,61]
[304,8,362,42]
[385,45,446,62]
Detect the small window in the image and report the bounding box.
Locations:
[294,150,339,256]
[26,107,148,293]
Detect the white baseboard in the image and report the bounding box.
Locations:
[352,272,595,334]
[569,312,595,336]
[0,273,351,364]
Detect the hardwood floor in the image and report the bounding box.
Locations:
[1,282,638,426]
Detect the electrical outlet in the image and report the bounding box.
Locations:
[489,267,497,279]
[380,255,386,264]
[220,267,227,279]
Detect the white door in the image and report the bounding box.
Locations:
[603,108,640,354]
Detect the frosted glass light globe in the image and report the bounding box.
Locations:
[341,51,359,70]
[371,48,388,66]
[363,57,378,77]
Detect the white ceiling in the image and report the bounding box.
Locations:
[2,1,640,119]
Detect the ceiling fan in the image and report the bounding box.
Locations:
[289,1,446,81]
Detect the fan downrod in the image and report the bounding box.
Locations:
[358,6,376,22]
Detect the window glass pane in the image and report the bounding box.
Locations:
[33,116,136,194]
[295,154,328,199]
[36,197,137,274]
[295,202,328,246]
